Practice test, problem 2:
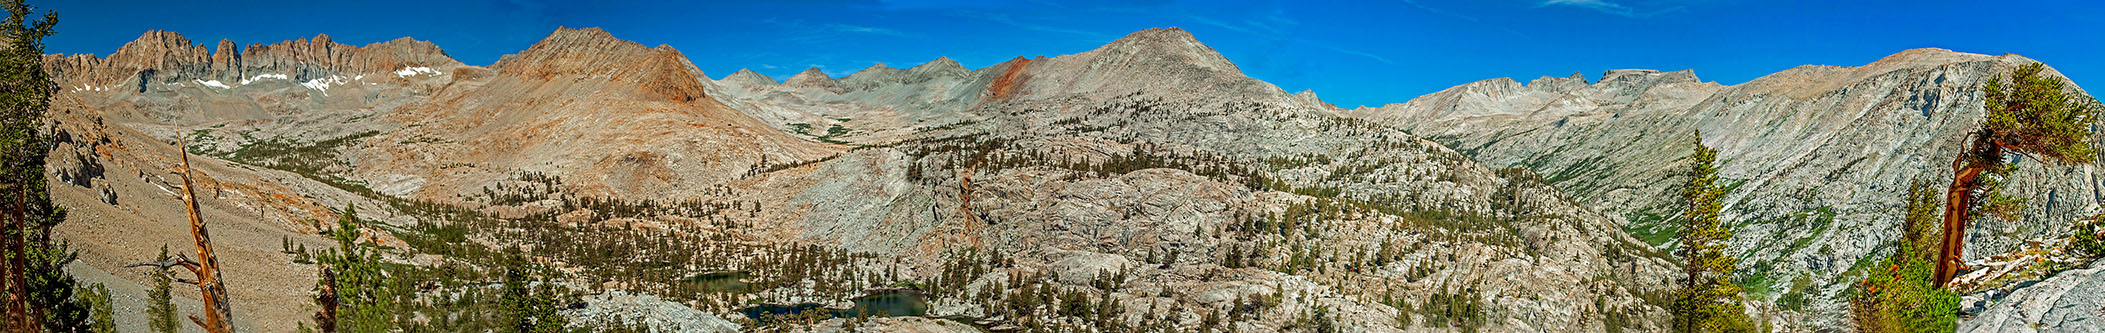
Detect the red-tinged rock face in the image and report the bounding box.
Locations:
[988,57,1029,100]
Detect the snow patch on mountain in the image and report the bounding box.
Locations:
[395,66,442,77]
[193,79,231,89]
[240,73,289,85]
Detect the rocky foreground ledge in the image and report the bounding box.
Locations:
[1961,259,2105,332]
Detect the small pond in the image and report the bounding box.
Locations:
[738,289,931,323]
[684,271,753,293]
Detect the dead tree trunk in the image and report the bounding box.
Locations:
[176,137,237,333]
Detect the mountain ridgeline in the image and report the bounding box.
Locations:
[29,26,2103,332]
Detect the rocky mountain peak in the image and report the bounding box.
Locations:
[537,26,620,48]
[1086,27,1239,74]
[105,30,211,71]
[982,27,1281,102]
[485,27,710,102]
[782,67,843,92]
[1293,89,1334,109]
[837,63,910,92]
[1868,48,1996,68]
[493,27,654,75]
[1528,72,1589,92]
[904,56,969,81]
[721,68,777,86]
[1592,69,1703,96]
[846,63,901,79]
[210,39,238,72]
[496,27,635,69]
[914,56,964,71]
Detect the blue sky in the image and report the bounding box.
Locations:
[34,0,2105,108]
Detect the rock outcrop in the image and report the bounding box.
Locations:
[1962,259,2105,332]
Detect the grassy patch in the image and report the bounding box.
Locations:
[224,131,380,175]
[1625,222,1680,248]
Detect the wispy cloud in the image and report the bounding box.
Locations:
[1399,0,1479,22]
[822,23,907,37]
[1325,46,1393,64]
[765,18,913,44]
[1183,8,1298,39]
[1186,14,1258,34]
[947,11,1112,39]
[1538,0,1684,18]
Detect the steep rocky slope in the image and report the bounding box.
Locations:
[351,27,838,201]
[1347,48,2104,329]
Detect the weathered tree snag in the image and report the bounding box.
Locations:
[175,137,237,333]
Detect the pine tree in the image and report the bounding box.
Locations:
[1,1,93,330]
[148,246,179,333]
[83,283,112,333]
[498,247,565,333]
[1670,136,1754,332]
[317,203,394,331]
[1934,62,2103,286]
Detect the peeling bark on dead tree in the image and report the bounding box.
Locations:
[175,137,237,333]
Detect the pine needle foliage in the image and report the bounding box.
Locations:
[1670,136,1756,333]
[147,246,179,333]
[316,204,398,331]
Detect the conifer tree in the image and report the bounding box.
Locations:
[1670,136,1754,332]
[148,246,178,333]
[1,0,93,330]
[316,203,394,331]
[83,283,112,333]
[498,247,566,333]
[1933,62,2103,286]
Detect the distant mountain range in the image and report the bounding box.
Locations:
[37,26,2102,331]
